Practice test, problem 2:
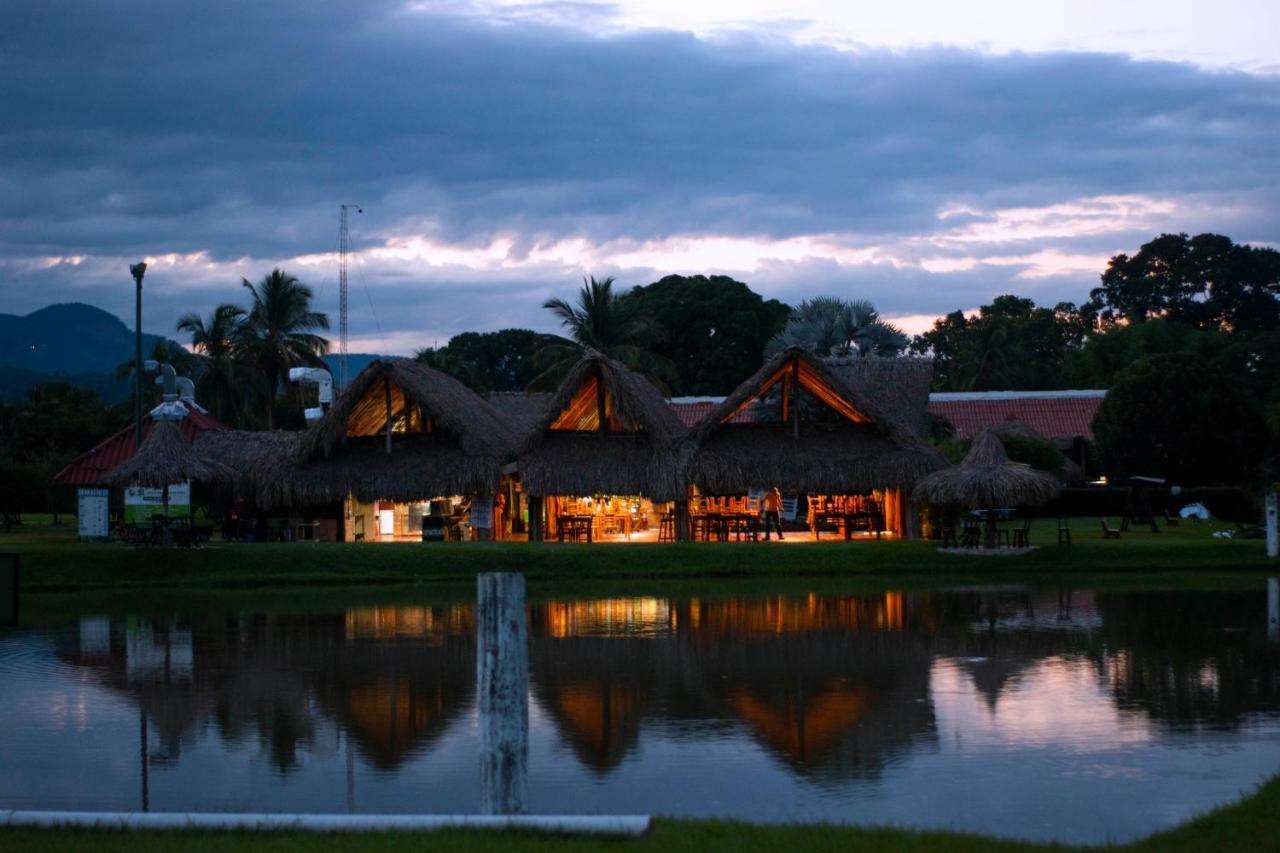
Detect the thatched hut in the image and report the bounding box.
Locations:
[687,347,945,537]
[988,417,1087,485]
[105,419,234,539]
[913,429,1061,548]
[516,350,689,541]
[214,358,520,540]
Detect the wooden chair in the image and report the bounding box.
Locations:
[1100,518,1121,539]
[1012,517,1032,548]
[1163,508,1180,528]
[940,525,959,548]
[1057,517,1072,546]
[658,513,675,543]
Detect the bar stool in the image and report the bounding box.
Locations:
[659,513,676,543]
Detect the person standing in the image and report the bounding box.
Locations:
[762,487,785,541]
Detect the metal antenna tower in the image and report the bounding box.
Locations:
[338,204,361,390]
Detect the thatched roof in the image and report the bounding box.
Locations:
[194,430,304,508]
[988,418,1087,485]
[688,347,945,495]
[105,419,235,489]
[826,355,934,437]
[517,351,689,500]
[912,429,1061,508]
[239,358,522,505]
[299,358,517,462]
[487,391,552,446]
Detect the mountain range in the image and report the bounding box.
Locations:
[0,303,381,402]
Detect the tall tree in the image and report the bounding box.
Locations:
[619,275,790,396]
[1093,353,1267,486]
[533,276,670,390]
[913,296,1088,391]
[176,303,252,424]
[240,270,330,429]
[1088,233,1280,330]
[419,329,561,393]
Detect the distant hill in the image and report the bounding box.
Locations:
[0,303,170,375]
[0,302,385,402]
[0,303,173,402]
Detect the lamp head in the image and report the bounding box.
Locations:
[130,262,147,283]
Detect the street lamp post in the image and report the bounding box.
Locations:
[130,262,147,450]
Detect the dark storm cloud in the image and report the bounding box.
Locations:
[1,0,1278,347]
[3,0,1278,258]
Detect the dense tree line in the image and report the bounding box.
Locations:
[6,232,1278,512]
[912,233,1280,488]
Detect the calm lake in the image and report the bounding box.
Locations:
[2,583,1278,844]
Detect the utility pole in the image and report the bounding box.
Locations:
[338,205,362,391]
[130,262,147,450]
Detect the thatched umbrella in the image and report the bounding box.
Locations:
[913,429,1060,548]
[106,419,234,540]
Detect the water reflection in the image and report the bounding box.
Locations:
[2,585,1277,842]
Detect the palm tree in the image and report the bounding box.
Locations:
[240,269,330,429]
[767,297,908,358]
[176,303,251,424]
[531,276,671,390]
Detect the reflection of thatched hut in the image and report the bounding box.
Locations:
[260,358,518,510]
[686,348,944,536]
[517,350,689,539]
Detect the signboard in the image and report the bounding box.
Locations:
[470,499,493,530]
[124,482,191,524]
[77,487,110,539]
[0,554,16,626]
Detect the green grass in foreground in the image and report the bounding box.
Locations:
[2,515,1274,595]
[2,775,1278,852]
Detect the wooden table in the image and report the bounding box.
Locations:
[557,514,594,542]
[813,511,883,540]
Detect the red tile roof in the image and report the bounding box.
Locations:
[53,408,228,487]
[927,392,1106,441]
[668,399,755,428]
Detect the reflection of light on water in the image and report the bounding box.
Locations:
[344,606,472,640]
[930,656,1154,753]
[543,598,672,638]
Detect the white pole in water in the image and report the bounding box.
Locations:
[476,572,528,815]
[1267,490,1278,559]
[1268,577,1278,643]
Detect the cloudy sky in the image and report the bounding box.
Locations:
[2,0,1278,352]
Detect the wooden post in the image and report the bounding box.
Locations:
[1268,577,1279,642]
[383,376,393,454]
[476,573,528,815]
[595,372,608,433]
[674,499,691,542]
[528,495,543,542]
[790,360,800,438]
[1268,576,1280,642]
[1266,489,1277,558]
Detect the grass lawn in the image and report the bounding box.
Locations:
[1,513,1275,596]
[2,774,1278,852]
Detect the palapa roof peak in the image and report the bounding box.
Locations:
[517,350,689,501]
[519,349,687,454]
[299,357,518,462]
[689,347,922,448]
[687,347,945,495]
[912,428,1061,509]
[105,419,235,489]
